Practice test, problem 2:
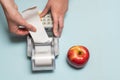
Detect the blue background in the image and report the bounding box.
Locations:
[0,0,120,80]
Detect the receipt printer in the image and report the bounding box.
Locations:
[22,7,59,71]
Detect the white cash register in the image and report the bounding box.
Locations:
[22,6,59,71]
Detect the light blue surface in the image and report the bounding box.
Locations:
[0,0,120,80]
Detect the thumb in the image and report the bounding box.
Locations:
[15,14,37,32]
[21,20,36,32]
[40,5,50,17]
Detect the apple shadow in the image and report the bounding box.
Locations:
[66,57,86,70]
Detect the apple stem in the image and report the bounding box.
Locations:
[79,51,82,55]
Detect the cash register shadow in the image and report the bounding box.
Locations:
[8,34,26,43]
[0,7,56,73]
[31,69,54,74]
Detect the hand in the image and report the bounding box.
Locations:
[0,0,36,36]
[40,0,68,37]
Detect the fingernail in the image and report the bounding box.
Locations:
[33,28,37,32]
[55,32,59,37]
[31,27,36,32]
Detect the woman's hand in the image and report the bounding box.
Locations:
[41,0,68,37]
[0,0,36,36]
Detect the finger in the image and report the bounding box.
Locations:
[53,15,59,37]
[14,14,36,32]
[10,25,29,36]
[40,5,50,17]
[58,16,64,37]
[16,28,29,36]
[19,20,36,32]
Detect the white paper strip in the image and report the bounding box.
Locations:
[22,7,50,43]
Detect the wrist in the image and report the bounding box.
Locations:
[1,0,10,10]
[0,0,17,13]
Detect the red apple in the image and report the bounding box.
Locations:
[67,45,90,68]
